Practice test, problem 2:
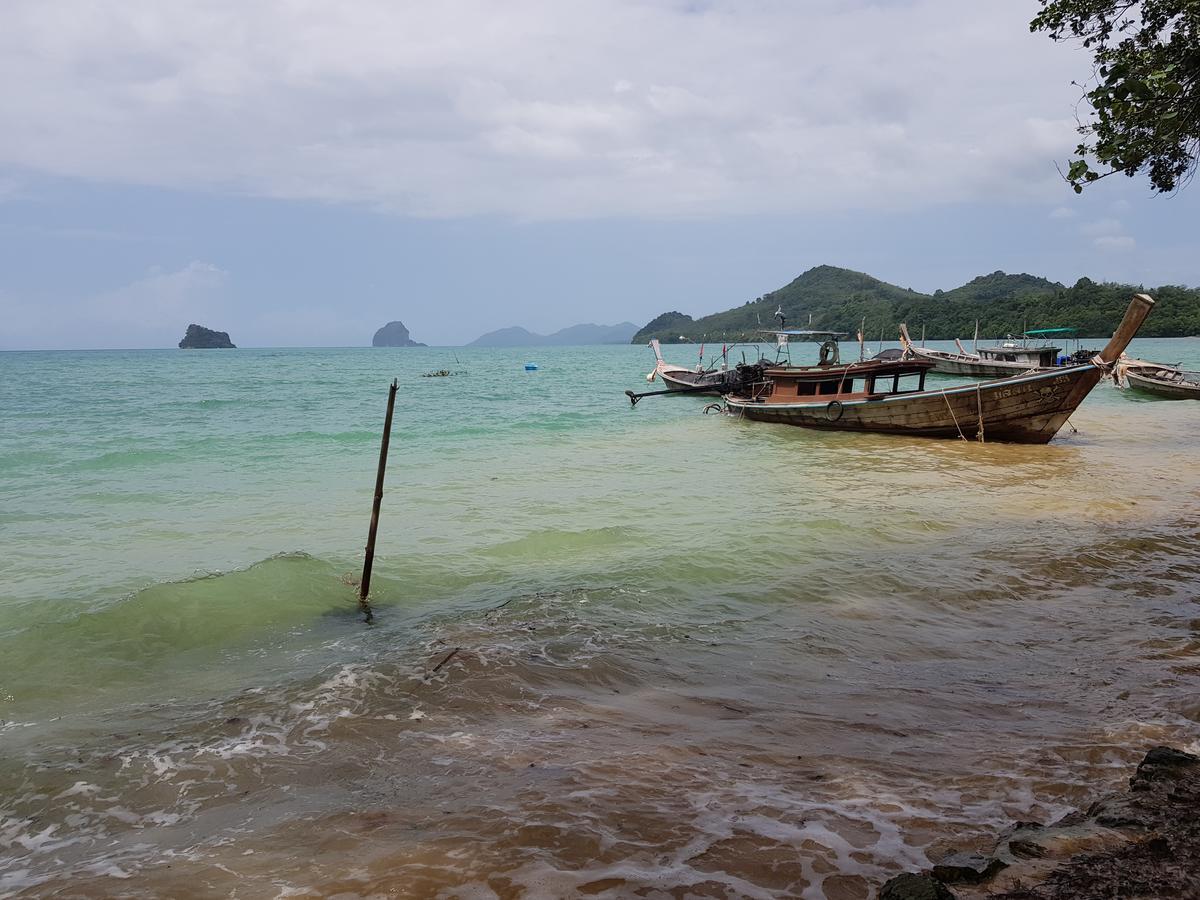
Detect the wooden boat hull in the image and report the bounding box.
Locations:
[1125,368,1200,400]
[662,369,715,391]
[908,347,1046,378]
[726,364,1105,444]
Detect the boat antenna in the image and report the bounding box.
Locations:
[920,324,926,348]
[973,319,979,354]
[858,317,866,362]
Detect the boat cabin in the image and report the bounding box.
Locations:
[976,343,1061,367]
[734,357,936,403]
[976,327,1088,367]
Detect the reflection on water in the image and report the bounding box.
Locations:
[1,344,1199,897]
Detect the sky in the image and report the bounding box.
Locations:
[1,0,1197,349]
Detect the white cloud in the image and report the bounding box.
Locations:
[84,261,228,329]
[1079,215,1135,251]
[0,0,1085,219]
[1081,217,1124,236]
[1094,234,1136,251]
[0,261,230,349]
[1049,206,1076,219]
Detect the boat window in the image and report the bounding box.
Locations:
[818,380,840,395]
[891,373,924,393]
[797,381,817,396]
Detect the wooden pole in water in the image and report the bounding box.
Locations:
[360,378,398,604]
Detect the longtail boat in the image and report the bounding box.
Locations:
[722,294,1154,444]
[898,323,1066,378]
[642,330,847,394]
[645,339,735,393]
[1116,359,1200,400]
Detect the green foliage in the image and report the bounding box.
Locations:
[634,311,694,340]
[631,265,1200,343]
[1031,1,1200,193]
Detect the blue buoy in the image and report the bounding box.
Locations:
[524,363,539,371]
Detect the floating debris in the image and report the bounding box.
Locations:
[421,369,465,378]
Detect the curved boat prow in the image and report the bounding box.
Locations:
[647,338,667,382]
[1098,294,1155,365]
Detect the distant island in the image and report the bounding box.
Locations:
[632,265,1200,343]
[179,324,235,349]
[469,322,638,347]
[372,320,426,347]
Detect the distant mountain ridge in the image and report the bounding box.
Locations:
[631,265,1200,341]
[469,321,638,347]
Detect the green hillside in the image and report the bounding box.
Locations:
[631,265,1200,343]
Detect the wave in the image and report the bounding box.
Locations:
[0,552,361,716]
[481,526,641,560]
[72,448,182,470]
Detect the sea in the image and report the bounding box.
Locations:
[2,339,1199,899]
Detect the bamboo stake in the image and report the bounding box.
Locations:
[360,378,398,604]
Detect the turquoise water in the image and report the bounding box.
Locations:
[2,339,1199,897]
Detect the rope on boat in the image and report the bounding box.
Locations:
[975,384,985,443]
[940,389,968,441]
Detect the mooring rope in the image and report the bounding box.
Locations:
[941,389,968,441]
[975,384,985,443]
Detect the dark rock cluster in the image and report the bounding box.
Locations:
[878,745,1200,900]
[372,321,426,347]
[178,324,235,348]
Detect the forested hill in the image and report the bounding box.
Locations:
[631,266,1200,342]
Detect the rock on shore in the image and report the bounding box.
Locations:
[879,745,1200,900]
[372,321,426,347]
[178,324,235,348]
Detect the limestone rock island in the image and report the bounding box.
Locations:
[372,320,426,347]
[178,324,236,349]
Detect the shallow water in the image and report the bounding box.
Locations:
[2,340,1199,898]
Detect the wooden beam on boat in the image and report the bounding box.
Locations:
[1098,294,1155,364]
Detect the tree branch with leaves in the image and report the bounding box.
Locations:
[1031,0,1200,193]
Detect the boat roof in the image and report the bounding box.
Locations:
[759,329,850,338]
[980,344,1059,354]
[763,357,934,378]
